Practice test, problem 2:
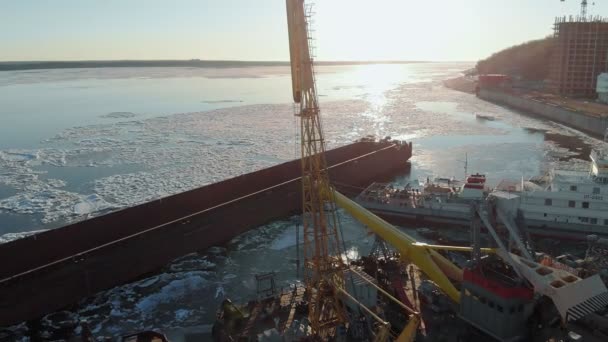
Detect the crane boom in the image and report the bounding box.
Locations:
[333,190,466,303]
[286,0,347,336]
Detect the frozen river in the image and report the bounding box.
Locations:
[1,63,607,340]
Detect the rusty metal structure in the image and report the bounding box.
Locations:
[547,15,608,98]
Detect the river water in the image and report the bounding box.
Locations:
[1,63,607,340]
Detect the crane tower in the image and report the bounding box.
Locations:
[561,0,591,17]
[285,0,347,336]
[582,0,589,16]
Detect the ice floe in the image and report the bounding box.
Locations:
[0,229,48,244]
[135,274,208,316]
[5,73,606,231]
[201,99,244,104]
[0,189,115,224]
[174,309,192,322]
[73,194,113,215]
[100,111,137,119]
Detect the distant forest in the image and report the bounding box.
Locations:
[0,60,426,72]
[476,37,555,80]
[0,60,290,71]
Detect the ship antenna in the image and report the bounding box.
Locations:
[464,153,468,179]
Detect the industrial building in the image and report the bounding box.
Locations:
[547,16,608,98]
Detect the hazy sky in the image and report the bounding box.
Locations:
[2,0,606,62]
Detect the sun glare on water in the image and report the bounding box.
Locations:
[352,64,408,137]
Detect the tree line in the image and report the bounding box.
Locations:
[476,37,556,80]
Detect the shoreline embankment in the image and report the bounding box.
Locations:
[477,88,608,138]
[444,74,608,139]
[443,76,476,94]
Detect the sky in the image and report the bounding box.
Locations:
[1,0,606,62]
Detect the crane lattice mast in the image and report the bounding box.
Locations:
[581,0,588,16]
[285,0,347,336]
[561,0,590,17]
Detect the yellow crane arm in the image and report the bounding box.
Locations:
[286,0,314,103]
[348,267,420,342]
[396,315,420,342]
[332,190,464,303]
[412,243,495,254]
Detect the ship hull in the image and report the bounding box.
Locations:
[364,207,471,228]
[0,140,411,327]
[525,220,608,240]
[366,207,608,240]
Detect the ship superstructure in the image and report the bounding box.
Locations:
[355,174,487,227]
[493,149,608,237]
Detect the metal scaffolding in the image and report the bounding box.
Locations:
[547,15,608,98]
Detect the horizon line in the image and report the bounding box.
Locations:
[0,59,475,72]
[0,58,475,64]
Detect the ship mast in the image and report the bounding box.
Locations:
[286,0,347,336]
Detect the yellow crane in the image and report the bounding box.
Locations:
[286,0,420,340]
[333,191,474,304]
[286,0,348,336]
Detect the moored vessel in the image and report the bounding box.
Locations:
[355,173,488,228]
[491,149,608,238]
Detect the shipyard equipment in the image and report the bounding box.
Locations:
[213,1,420,340]
[218,0,608,339]
[334,191,468,304]
[334,188,608,340]
[286,0,348,335]
[488,195,608,321]
[222,0,608,340]
[220,0,419,339]
[586,235,608,280]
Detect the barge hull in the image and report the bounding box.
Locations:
[0,141,411,326]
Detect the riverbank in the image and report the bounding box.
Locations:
[478,88,608,139]
[443,72,608,139]
[443,75,476,94]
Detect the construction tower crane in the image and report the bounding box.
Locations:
[286,0,349,336]
[561,0,593,17]
[582,0,589,16]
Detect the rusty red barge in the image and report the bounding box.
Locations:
[0,139,411,327]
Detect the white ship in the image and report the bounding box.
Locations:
[355,174,488,228]
[492,150,608,238]
[358,150,608,239]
